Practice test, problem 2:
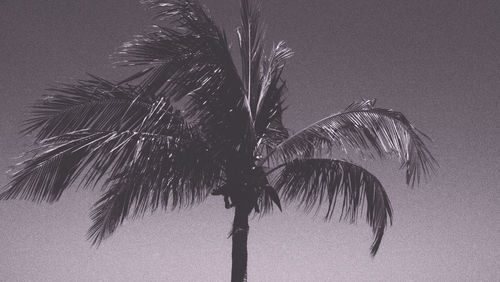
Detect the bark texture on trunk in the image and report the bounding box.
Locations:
[231,205,250,282]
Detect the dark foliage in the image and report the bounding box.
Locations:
[2,2,435,276]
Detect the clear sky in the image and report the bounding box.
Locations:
[1,0,499,281]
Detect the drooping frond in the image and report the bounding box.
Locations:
[265,99,437,186]
[23,75,154,141]
[87,127,223,245]
[273,158,393,256]
[237,0,265,118]
[117,0,252,152]
[87,182,135,245]
[257,184,282,215]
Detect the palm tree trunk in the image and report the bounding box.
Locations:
[231,204,250,282]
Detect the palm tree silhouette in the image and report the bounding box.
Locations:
[1,1,436,281]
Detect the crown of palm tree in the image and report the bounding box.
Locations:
[1,0,436,280]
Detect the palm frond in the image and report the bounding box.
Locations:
[257,184,282,215]
[87,126,224,245]
[0,130,158,201]
[87,182,134,245]
[2,124,222,203]
[254,42,293,155]
[23,75,154,141]
[273,158,393,256]
[1,131,114,202]
[265,99,437,186]
[118,0,242,103]
[255,41,293,118]
[237,0,265,118]
[0,89,215,202]
[116,0,252,152]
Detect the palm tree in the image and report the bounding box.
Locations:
[1,0,436,281]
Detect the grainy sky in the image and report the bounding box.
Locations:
[1,0,499,281]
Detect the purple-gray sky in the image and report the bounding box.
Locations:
[1,0,499,281]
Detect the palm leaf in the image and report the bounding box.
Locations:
[254,42,293,156]
[1,131,115,202]
[257,185,282,214]
[117,0,252,152]
[87,182,135,245]
[255,41,293,119]
[264,99,437,186]
[87,127,224,245]
[273,158,393,256]
[23,75,154,141]
[237,0,265,118]
[0,90,211,203]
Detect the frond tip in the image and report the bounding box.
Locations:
[274,158,393,256]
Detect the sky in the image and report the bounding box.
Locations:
[0,0,499,281]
